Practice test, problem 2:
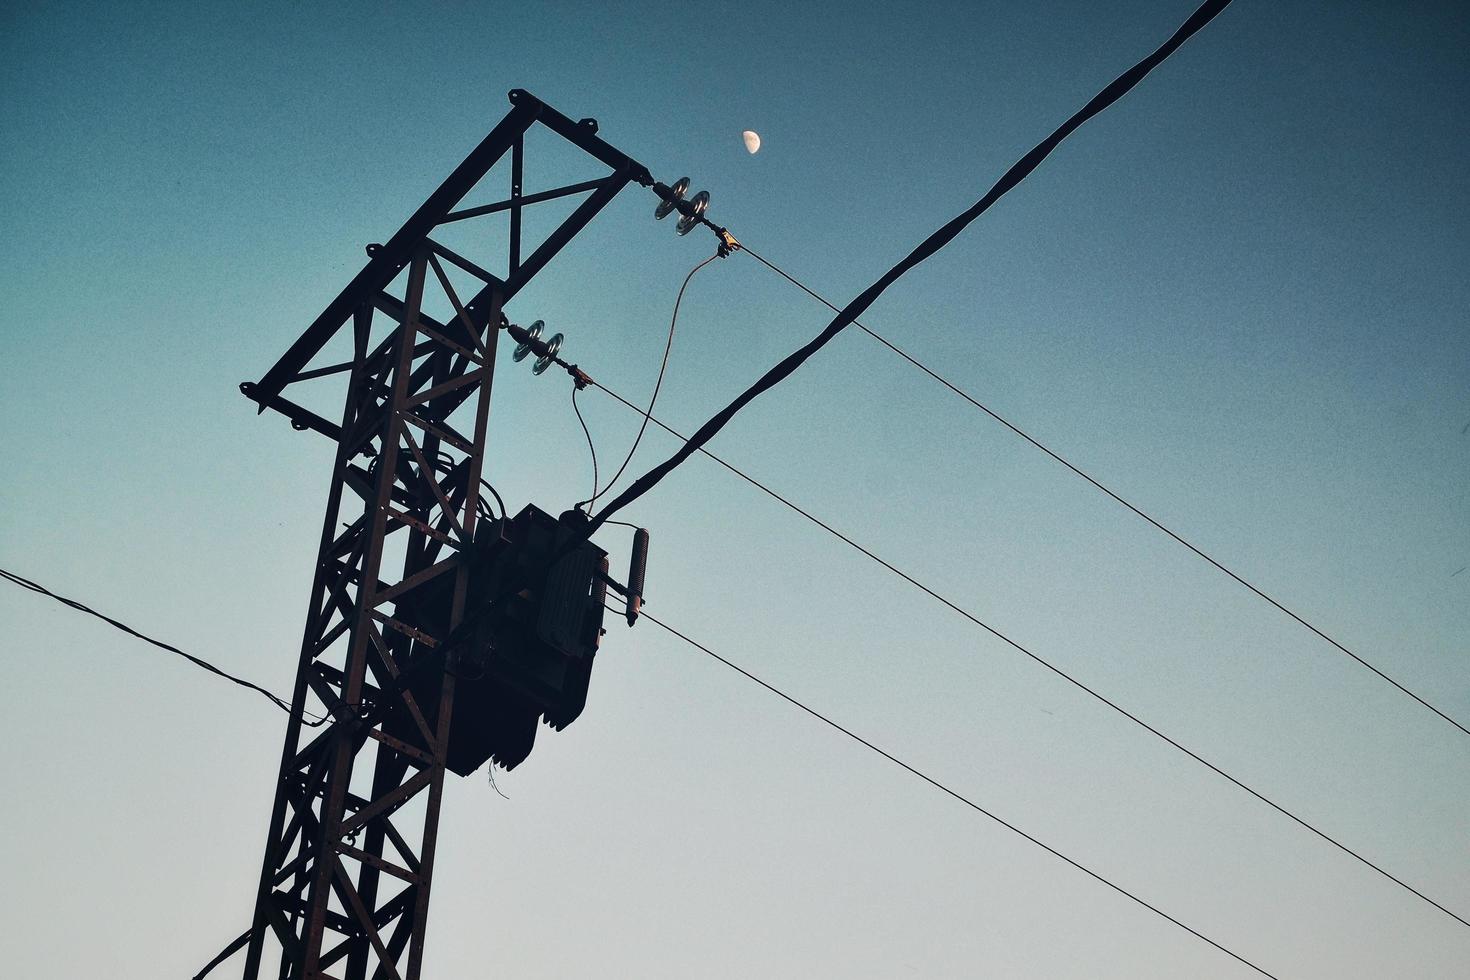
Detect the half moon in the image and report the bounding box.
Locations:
[742,130,761,154]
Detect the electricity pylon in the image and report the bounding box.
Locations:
[232,91,652,980]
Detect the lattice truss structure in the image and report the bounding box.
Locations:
[231,91,653,980]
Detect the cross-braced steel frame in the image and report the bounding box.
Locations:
[232,90,652,980]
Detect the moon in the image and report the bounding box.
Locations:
[742,130,761,154]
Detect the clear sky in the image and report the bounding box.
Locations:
[2,1,1467,977]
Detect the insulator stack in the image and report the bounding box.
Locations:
[626,527,649,625]
[652,176,711,236]
[508,319,567,377]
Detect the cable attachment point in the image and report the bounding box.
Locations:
[714,226,740,258]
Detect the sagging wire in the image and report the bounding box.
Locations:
[575,250,721,512]
[1,567,329,727]
[572,383,600,507]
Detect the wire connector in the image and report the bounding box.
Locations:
[715,226,740,258]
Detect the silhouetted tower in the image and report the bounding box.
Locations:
[232,91,653,980]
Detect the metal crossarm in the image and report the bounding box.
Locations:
[247,89,652,412]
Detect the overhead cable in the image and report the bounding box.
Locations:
[737,240,1470,740]
[584,0,1236,539]
[0,567,326,726]
[579,250,721,510]
[572,384,600,505]
[624,604,1281,980]
[585,381,1470,930]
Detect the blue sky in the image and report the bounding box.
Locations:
[2,1,1467,977]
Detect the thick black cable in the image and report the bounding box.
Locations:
[625,605,1281,980]
[578,251,720,510]
[586,381,1470,930]
[586,0,1234,540]
[1,568,327,726]
[740,242,1470,739]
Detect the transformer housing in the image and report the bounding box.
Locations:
[388,504,608,773]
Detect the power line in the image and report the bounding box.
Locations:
[583,380,1470,931]
[738,240,1470,740]
[19,377,1454,932]
[0,567,326,727]
[578,250,721,510]
[584,0,1236,539]
[33,559,1283,980]
[623,604,1282,980]
[9,517,1465,935]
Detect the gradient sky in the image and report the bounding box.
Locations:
[2,1,1468,977]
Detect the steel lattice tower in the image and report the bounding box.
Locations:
[229,91,653,980]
